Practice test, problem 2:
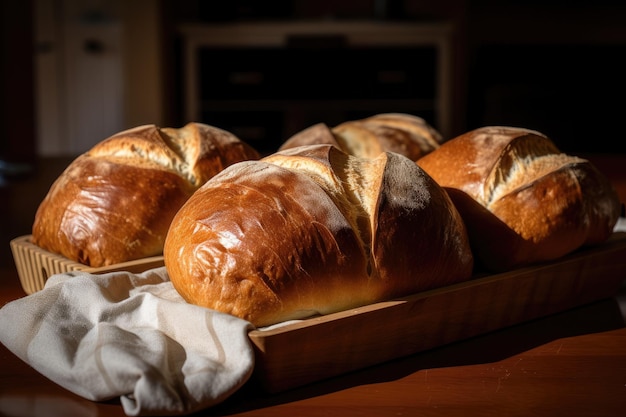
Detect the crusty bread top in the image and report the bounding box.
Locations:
[333,112,443,160]
[279,113,443,161]
[90,122,259,186]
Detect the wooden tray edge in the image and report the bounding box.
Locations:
[10,235,165,294]
[249,232,626,393]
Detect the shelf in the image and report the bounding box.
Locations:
[178,20,453,152]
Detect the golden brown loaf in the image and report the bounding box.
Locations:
[32,122,260,267]
[279,113,443,161]
[164,144,474,327]
[417,126,622,272]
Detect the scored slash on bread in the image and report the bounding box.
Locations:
[91,123,255,187]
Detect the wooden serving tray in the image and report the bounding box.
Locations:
[248,232,626,393]
[10,235,165,294]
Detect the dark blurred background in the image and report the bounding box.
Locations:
[1,0,626,266]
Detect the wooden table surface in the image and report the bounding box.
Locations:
[1,264,625,417]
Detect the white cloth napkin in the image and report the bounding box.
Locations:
[0,267,255,416]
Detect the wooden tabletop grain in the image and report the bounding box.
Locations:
[1,264,625,417]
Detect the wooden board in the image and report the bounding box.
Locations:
[248,232,626,393]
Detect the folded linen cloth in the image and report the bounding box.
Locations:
[0,267,255,416]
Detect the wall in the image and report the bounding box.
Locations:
[1,1,36,164]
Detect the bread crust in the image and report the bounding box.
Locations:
[418,126,621,271]
[279,113,443,161]
[164,144,473,327]
[32,122,260,266]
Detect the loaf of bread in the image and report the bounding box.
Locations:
[279,113,443,161]
[417,126,622,272]
[164,144,474,327]
[32,122,260,267]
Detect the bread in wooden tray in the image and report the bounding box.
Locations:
[164,144,474,327]
[31,122,260,268]
[418,126,622,272]
[14,117,626,392]
[165,123,623,327]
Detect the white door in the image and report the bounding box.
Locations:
[35,0,124,156]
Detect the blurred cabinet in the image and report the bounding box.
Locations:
[179,21,452,153]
